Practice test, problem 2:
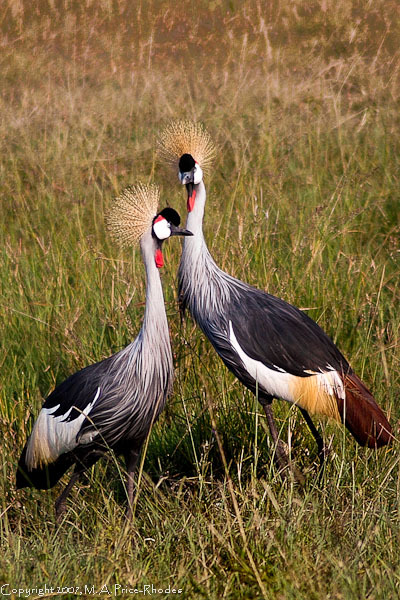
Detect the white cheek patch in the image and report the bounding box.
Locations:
[193,164,203,184]
[153,217,171,240]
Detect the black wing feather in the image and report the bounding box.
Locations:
[43,356,114,420]
[229,285,350,377]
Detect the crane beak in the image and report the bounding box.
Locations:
[170,224,193,237]
[155,225,192,268]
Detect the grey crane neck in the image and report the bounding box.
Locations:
[139,229,170,343]
[184,180,206,236]
[182,180,208,261]
[179,180,234,317]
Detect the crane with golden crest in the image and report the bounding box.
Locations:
[16,184,192,519]
[158,120,392,474]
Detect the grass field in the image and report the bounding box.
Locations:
[1,1,399,598]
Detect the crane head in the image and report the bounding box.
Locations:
[178,153,203,212]
[157,121,215,212]
[152,207,193,268]
[106,184,192,269]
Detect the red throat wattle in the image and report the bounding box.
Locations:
[187,189,196,212]
[155,249,164,268]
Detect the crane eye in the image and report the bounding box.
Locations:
[179,171,193,185]
[152,216,171,240]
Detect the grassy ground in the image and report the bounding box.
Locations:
[1,1,399,598]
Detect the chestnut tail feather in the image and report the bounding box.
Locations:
[337,372,392,447]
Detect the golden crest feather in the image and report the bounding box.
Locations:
[157,120,216,174]
[106,183,160,247]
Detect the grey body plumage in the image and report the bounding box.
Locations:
[17,191,192,518]
[177,176,392,469]
[158,120,391,475]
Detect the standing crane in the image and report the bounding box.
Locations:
[16,184,192,519]
[158,121,392,473]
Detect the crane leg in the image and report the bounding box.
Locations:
[261,402,290,473]
[54,450,103,522]
[55,468,82,522]
[260,399,305,484]
[124,448,140,519]
[299,408,326,474]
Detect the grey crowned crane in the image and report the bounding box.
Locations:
[158,121,392,473]
[16,184,192,519]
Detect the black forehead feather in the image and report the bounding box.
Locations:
[157,207,181,226]
[179,153,196,173]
